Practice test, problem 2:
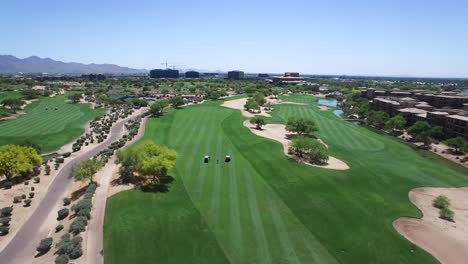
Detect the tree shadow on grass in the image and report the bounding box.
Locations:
[140,176,175,193]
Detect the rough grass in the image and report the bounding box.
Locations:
[104,96,468,264]
[0,94,105,152]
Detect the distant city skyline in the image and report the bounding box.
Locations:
[1,0,467,78]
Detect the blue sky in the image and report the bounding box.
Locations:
[1,0,467,77]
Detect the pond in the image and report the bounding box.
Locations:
[317,98,337,107]
[317,98,343,117]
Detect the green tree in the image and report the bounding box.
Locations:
[0,145,42,181]
[444,137,466,153]
[385,115,406,131]
[72,159,103,184]
[117,141,177,185]
[169,97,184,108]
[308,142,329,164]
[67,93,82,103]
[286,117,318,135]
[149,99,169,116]
[289,136,315,157]
[367,111,390,129]
[253,92,266,106]
[244,98,260,112]
[250,117,266,130]
[1,98,24,111]
[408,121,432,147]
[408,121,431,136]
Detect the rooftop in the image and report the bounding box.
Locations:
[447,115,468,121]
[397,108,428,114]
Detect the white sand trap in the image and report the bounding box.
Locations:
[394,188,468,264]
[318,106,329,111]
[222,98,271,117]
[243,120,349,170]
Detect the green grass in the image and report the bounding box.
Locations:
[0,94,105,152]
[104,96,468,264]
[0,91,23,103]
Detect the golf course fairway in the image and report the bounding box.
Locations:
[104,96,468,264]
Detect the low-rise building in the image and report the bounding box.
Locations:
[227,70,244,80]
[427,111,449,127]
[184,71,200,78]
[445,115,468,138]
[149,69,179,79]
[397,108,428,124]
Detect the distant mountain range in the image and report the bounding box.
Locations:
[0,55,147,75]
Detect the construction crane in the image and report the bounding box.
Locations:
[160,61,169,69]
[169,65,185,70]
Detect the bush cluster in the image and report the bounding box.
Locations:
[69,183,97,234]
[0,207,11,235]
[433,195,455,221]
[55,233,83,261]
[36,237,53,254]
[57,208,69,220]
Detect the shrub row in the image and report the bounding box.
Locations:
[55,233,83,263]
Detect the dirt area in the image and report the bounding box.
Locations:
[394,188,468,264]
[0,100,35,121]
[398,132,468,169]
[29,180,89,264]
[221,98,271,118]
[431,143,468,169]
[318,106,329,111]
[0,166,54,251]
[243,120,349,170]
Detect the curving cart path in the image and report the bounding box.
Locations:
[0,108,146,264]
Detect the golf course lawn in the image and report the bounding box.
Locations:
[104,96,468,264]
[0,94,105,152]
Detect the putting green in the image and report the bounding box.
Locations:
[104,96,468,264]
[0,94,105,152]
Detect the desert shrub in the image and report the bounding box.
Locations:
[29,192,35,198]
[31,186,35,191]
[36,237,53,254]
[62,152,71,158]
[57,208,69,220]
[24,181,29,185]
[439,207,455,221]
[0,217,11,226]
[21,194,26,199]
[72,199,92,214]
[4,181,12,189]
[0,226,9,236]
[1,207,13,217]
[34,177,40,183]
[55,163,59,170]
[69,236,83,259]
[24,199,32,207]
[45,165,51,175]
[77,207,91,219]
[433,195,450,209]
[63,198,71,206]
[13,196,22,203]
[70,216,88,234]
[55,224,64,232]
[56,157,65,164]
[55,254,69,264]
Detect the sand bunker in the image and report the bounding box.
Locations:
[243,120,349,170]
[318,106,329,111]
[222,98,271,117]
[394,187,468,264]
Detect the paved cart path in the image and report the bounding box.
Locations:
[86,116,147,264]
[0,108,146,264]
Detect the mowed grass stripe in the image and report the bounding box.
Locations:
[243,169,273,264]
[227,150,244,260]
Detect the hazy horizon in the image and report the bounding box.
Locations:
[1,0,467,78]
